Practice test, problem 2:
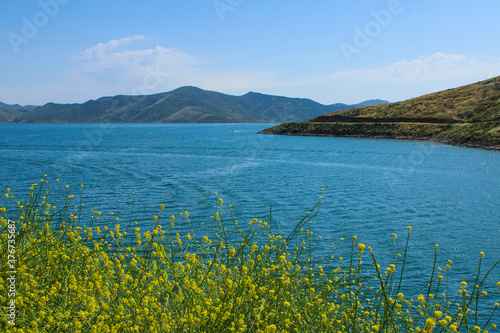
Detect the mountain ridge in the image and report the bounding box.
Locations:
[0,102,38,110]
[0,87,388,123]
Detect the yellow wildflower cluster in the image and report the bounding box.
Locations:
[0,182,498,332]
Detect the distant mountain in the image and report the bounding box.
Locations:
[0,103,37,122]
[260,76,500,150]
[0,102,38,110]
[2,87,388,123]
[349,99,390,108]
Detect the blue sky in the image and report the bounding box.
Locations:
[2,0,500,106]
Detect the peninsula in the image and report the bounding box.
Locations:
[259,76,500,150]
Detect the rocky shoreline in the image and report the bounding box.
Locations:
[259,122,500,152]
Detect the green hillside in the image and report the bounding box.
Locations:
[260,76,500,150]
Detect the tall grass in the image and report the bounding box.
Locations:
[0,178,499,332]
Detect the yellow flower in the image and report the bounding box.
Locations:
[425,318,436,330]
[358,243,366,253]
[264,324,277,333]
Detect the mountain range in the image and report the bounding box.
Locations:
[260,76,500,150]
[0,87,387,123]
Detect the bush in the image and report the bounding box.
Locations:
[1,178,499,332]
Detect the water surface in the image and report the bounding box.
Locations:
[1,123,499,317]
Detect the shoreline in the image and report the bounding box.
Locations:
[259,129,500,152]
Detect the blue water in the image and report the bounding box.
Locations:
[1,123,499,319]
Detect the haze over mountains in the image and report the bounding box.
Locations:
[0,87,387,123]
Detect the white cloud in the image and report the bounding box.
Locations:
[316,52,500,83]
[63,36,280,101]
[76,35,147,65]
[368,52,470,80]
[70,36,197,92]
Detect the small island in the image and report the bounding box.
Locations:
[260,76,500,151]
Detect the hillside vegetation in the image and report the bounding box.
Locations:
[260,76,500,150]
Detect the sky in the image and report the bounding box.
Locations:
[1,0,500,106]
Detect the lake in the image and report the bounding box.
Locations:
[1,123,499,318]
